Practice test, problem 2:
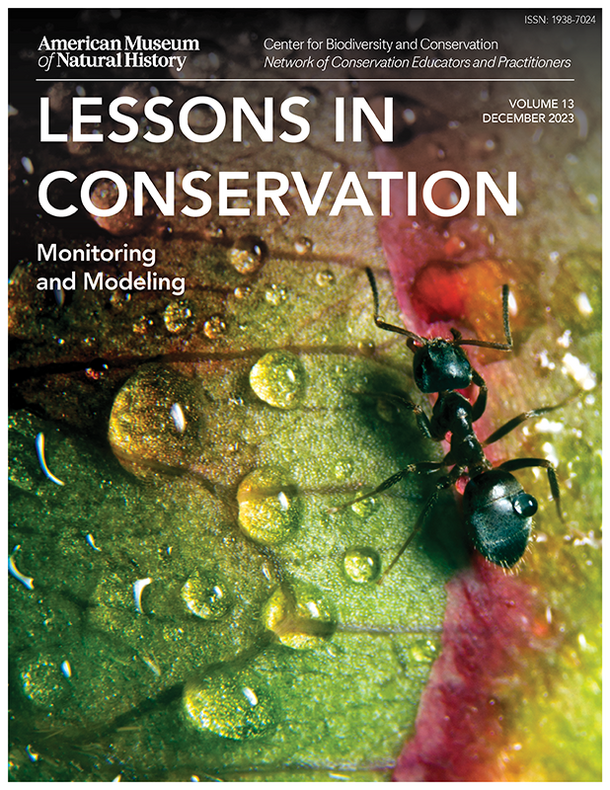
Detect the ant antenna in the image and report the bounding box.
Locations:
[365,267,424,344]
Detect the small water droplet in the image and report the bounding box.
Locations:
[351,496,378,518]
[334,459,354,481]
[237,467,301,545]
[232,284,251,301]
[163,301,193,334]
[443,235,467,257]
[264,283,288,306]
[261,582,335,649]
[315,270,334,287]
[203,223,228,243]
[249,350,306,410]
[408,637,438,664]
[229,235,267,274]
[343,547,381,583]
[181,571,232,621]
[132,315,154,335]
[21,156,34,175]
[183,669,276,740]
[203,315,226,339]
[294,236,313,255]
[109,290,131,311]
[20,657,68,708]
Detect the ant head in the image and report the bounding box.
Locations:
[411,338,473,393]
[462,468,538,568]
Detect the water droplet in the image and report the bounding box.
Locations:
[203,315,226,339]
[351,496,378,518]
[294,236,313,255]
[203,222,227,243]
[132,315,154,335]
[315,270,334,287]
[402,107,417,125]
[181,571,232,621]
[183,669,276,740]
[334,459,354,481]
[249,350,306,410]
[343,547,381,583]
[109,290,131,311]
[163,300,193,334]
[20,657,68,708]
[229,235,267,274]
[233,285,251,300]
[408,638,438,664]
[264,283,288,306]
[261,582,335,649]
[443,235,467,257]
[237,467,301,545]
[108,364,204,480]
[21,156,34,175]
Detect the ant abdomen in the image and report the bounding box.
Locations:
[463,469,538,568]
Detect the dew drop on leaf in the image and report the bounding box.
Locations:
[351,496,379,518]
[181,571,232,621]
[261,581,335,649]
[203,315,226,339]
[163,301,193,334]
[249,350,306,410]
[343,547,381,583]
[108,364,204,479]
[183,669,277,740]
[237,467,301,545]
[229,234,267,274]
[315,269,335,287]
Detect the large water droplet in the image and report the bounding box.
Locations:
[237,467,301,545]
[261,581,335,649]
[108,364,204,479]
[181,571,232,621]
[343,547,381,583]
[249,350,306,410]
[183,669,276,740]
[229,235,267,274]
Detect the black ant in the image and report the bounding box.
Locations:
[338,267,563,577]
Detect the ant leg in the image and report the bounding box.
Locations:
[457,284,513,351]
[470,368,488,422]
[499,457,562,520]
[365,267,423,342]
[378,464,465,583]
[482,401,569,447]
[329,460,444,513]
[375,391,435,440]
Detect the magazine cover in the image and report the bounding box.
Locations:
[8,7,601,782]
